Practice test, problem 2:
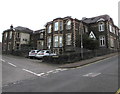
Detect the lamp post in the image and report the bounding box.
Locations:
[80,22,83,59]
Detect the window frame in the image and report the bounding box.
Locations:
[54,21,59,31]
[9,31,12,39]
[66,20,71,30]
[99,22,105,31]
[66,33,72,45]
[99,35,105,47]
[47,25,52,33]
[47,36,51,48]
[59,35,63,47]
[53,35,59,47]
[59,21,63,31]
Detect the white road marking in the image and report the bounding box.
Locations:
[83,73,101,77]
[22,69,39,76]
[55,68,68,71]
[37,73,45,76]
[0,59,5,62]
[8,62,17,67]
[47,70,54,73]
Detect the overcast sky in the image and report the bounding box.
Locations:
[0,0,119,42]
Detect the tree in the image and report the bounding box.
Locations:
[82,34,99,50]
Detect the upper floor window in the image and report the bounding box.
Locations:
[84,26,88,33]
[47,25,52,33]
[9,31,12,39]
[59,21,63,31]
[99,22,104,31]
[40,33,43,39]
[54,21,59,31]
[99,35,105,47]
[66,20,71,30]
[16,32,20,38]
[66,34,71,45]
[4,32,7,40]
[109,24,112,32]
[116,29,119,36]
[112,27,115,34]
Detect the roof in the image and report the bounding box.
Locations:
[34,29,45,34]
[82,14,111,24]
[14,26,33,33]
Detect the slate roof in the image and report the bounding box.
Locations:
[34,29,45,34]
[14,26,33,33]
[82,14,111,24]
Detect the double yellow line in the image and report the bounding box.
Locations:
[115,88,120,94]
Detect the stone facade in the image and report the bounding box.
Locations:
[45,16,83,54]
[82,15,120,50]
[2,15,120,56]
[30,29,45,50]
[2,25,33,55]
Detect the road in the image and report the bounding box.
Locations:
[2,54,119,92]
[1,55,61,86]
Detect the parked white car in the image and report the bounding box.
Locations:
[35,50,56,59]
[29,50,41,58]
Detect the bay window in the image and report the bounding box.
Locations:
[48,25,51,33]
[59,21,63,31]
[59,36,63,47]
[9,31,12,39]
[66,34,71,45]
[47,36,51,49]
[109,24,112,32]
[66,20,71,30]
[53,36,59,47]
[54,21,59,31]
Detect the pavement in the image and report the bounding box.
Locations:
[59,52,119,68]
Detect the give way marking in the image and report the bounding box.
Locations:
[83,73,101,77]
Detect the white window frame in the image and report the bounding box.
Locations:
[4,32,8,40]
[59,21,63,31]
[47,36,51,48]
[53,35,59,47]
[99,22,104,31]
[99,35,105,47]
[66,20,71,30]
[116,29,118,36]
[59,36,63,47]
[66,34,71,45]
[112,27,115,34]
[40,33,43,39]
[47,25,52,33]
[9,31,12,39]
[54,21,59,31]
[109,24,113,33]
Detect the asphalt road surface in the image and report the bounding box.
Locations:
[1,55,61,86]
[2,54,119,92]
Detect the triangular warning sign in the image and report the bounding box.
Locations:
[89,31,96,39]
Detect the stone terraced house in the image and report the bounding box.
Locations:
[30,29,45,50]
[82,15,120,50]
[44,16,83,54]
[2,15,120,56]
[2,25,33,55]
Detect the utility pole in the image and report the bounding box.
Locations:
[80,22,83,59]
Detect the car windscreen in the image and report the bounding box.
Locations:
[31,51,35,53]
